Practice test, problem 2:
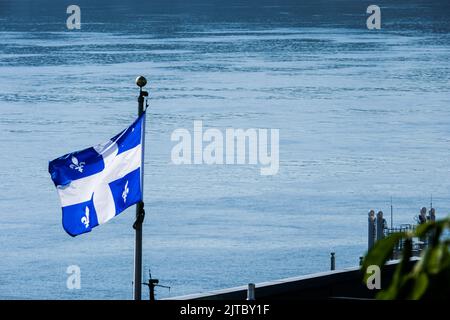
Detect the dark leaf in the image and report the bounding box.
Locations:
[362,232,406,283]
[408,273,428,300]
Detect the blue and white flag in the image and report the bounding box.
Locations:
[49,114,145,237]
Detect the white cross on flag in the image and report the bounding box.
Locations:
[48,114,145,236]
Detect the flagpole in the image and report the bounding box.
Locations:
[133,76,148,300]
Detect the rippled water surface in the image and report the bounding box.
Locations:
[1,0,450,299]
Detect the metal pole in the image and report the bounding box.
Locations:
[430,194,433,214]
[390,197,393,228]
[247,283,255,301]
[149,279,159,301]
[430,208,435,222]
[376,211,384,241]
[330,252,335,271]
[133,76,148,300]
[368,210,375,250]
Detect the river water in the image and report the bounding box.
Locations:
[0,0,450,299]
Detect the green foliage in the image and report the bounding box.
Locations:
[362,217,450,300]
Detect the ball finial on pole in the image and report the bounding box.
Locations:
[136,76,147,88]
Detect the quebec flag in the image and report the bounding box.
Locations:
[49,113,145,237]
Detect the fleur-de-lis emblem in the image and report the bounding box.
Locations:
[122,180,129,203]
[69,156,85,173]
[81,206,89,228]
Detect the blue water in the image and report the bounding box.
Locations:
[1,0,450,299]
